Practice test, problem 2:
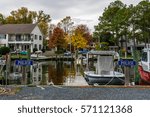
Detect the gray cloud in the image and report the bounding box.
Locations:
[0,0,142,31]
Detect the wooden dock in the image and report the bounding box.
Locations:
[31,55,74,61]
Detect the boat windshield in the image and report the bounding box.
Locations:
[96,55,114,75]
[141,52,148,62]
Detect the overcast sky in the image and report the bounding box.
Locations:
[0,0,142,31]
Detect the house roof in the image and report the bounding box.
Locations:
[0,24,37,34]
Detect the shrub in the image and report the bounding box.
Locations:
[33,48,38,53]
[0,46,10,55]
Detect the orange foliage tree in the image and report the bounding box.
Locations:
[49,27,67,52]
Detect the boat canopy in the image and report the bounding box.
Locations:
[87,50,117,56]
[86,50,120,75]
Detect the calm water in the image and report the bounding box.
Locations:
[1,61,80,85]
[0,59,138,85]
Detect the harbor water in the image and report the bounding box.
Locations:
[0,60,88,86]
[0,58,140,86]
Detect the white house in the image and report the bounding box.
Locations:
[0,24,43,52]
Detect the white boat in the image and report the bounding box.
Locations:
[31,51,47,58]
[31,54,47,58]
[84,51,125,85]
[138,48,150,84]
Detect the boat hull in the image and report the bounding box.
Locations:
[84,71,125,85]
[138,65,150,84]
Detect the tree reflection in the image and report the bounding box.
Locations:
[47,61,75,85]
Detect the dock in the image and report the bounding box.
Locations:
[31,55,74,61]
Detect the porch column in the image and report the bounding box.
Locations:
[30,44,33,53]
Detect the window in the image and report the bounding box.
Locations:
[39,44,42,50]
[39,36,42,40]
[16,35,21,41]
[27,45,30,49]
[35,35,37,39]
[24,34,30,41]
[34,44,37,48]
[0,34,6,39]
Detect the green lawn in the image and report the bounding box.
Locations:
[11,54,29,59]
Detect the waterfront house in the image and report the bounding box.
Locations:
[0,24,43,53]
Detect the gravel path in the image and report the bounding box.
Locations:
[1,86,150,100]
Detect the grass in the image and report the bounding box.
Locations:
[27,84,37,87]
[11,54,28,59]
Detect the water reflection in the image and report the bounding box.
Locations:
[7,61,76,85]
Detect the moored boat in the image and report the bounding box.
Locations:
[84,51,125,85]
[138,48,150,84]
[31,51,47,59]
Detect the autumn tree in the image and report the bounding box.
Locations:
[68,26,88,51]
[64,33,71,51]
[56,16,75,52]
[49,27,66,53]
[71,31,87,50]
[65,27,87,58]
